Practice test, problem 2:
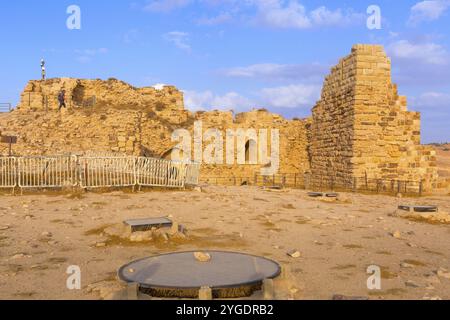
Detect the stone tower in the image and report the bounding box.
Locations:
[309,44,437,190]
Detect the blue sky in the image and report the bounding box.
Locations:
[0,0,449,143]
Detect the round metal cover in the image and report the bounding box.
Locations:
[118,251,281,292]
[399,205,438,213]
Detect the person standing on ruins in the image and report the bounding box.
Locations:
[58,90,67,110]
[40,59,46,80]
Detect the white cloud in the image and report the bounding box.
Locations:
[75,48,108,63]
[163,31,191,52]
[184,83,320,112]
[408,0,450,25]
[184,90,252,111]
[254,0,311,29]
[252,0,364,29]
[221,62,328,82]
[144,0,364,29]
[196,12,233,25]
[309,6,364,27]
[259,84,320,109]
[387,40,448,65]
[411,91,450,108]
[144,0,192,12]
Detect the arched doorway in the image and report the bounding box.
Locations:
[245,139,257,164]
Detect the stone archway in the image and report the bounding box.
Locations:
[245,139,257,164]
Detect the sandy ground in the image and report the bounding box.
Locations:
[0,185,449,300]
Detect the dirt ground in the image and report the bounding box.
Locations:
[0,185,449,300]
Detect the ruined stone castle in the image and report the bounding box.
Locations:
[0,45,438,190]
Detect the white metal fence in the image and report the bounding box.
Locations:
[136,158,191,188]
[0,157,17,188]
[0,155,200,190]
[79,157,136,188]
[18,156,78,188]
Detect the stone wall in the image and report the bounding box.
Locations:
[0,44,439,191]
[310,44,438,190]
[17,78,184,112]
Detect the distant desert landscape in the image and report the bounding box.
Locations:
[434,143,450,189]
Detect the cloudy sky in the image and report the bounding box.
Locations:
[0,0,449,142]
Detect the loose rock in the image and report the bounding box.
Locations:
[194,252,211,262]
[400,262,414,269]
[405,280,421,288]
[287,250,302,258]
[436,268,450,280]
[392,231,402,239]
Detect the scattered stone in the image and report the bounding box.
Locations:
[199,286,213,300]
[96,242,107,248]
[170,222,180,235]
[194,252,211,263]
[287,250,302,258]
[161,232,169,242]
[0,226,10,231]
[424,273,441,284]
[423,295,442,300]
[436,268,450,280]
[41,231,52,237]
[289,287,299,295]
[332,294,369,301]
[129,231,152,242]
[405,280,421,288]
[11,254,26,260]
[87,281,125,300]
[400,262,414,269]
[391,231,402,239]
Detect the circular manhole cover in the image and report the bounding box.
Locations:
[118,251,281,298]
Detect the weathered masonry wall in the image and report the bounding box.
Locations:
[310,44,438,190]
[18,78,184,112]
[0,44,439,191]
[309,46,358,187]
